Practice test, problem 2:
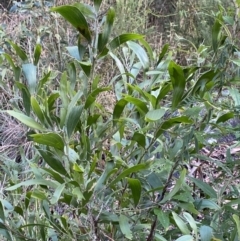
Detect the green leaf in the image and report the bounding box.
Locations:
[157,43,169,65]
[51,6,91,43]
[79,61,92,77]
[183,212,198,236]
[188,177,217,198]
[131,132,146,148]
[66,46,81,60]
[38,149,68,176]
[145,109,166,122]
[154,209,170,230]
[175,235,194,241]
[5,110,44,131]
[168,61,186,108]
[94,0,102,12]
[66,106,83,138]
[94,160,115,192]
[156,82,172,102]
[4,53,21,81]
[194,199,221,210]
[50,183,65,204]
[126,178,141,207]
[200,225,213,241]
[7,40,28,62]
[233,214,240,239]
[212,17,222,52]
[73,3,96,19]
[31,96,45,124]
[84,87,110,109]
[5,179,58,191]
[99,33,143,58]
[127,41,149,70]
[160,168,187,204]
[230,88,240,107]
[98,7,115,52]
[0,201,5,222]
[113,99,128,125]
[109,163,148,187]
[67,62,77,89]
[172,211,190,235]
[156,116,192,138]
[31,133,64,150]
[34,44,41,65]
[216,112,234,123]
[124,95,148,114]
[119,214,133,240]
[22,63,37,94]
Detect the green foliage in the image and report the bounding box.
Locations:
[0,1,240,241]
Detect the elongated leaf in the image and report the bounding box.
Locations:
[98,7,115,52]
[233,214,240,239]
[156,116,192,138]
[168,61,186,108]
[199,225,213,241]
[4,53,21,82]
[34,44,41,65]
[73,3,96,19]
[126,178,141,207]
[124,95,148,114]
[230,88,240,107]
[66,106,83,138]
[84,87,110,109]
[7,40,28,62]
[154,209,170,230]
[94,0,102,12]
[175,235,194,241]
[0,201,5,222]
[194,199,220,210]
[119,214,133,240]
[79,61,91,77]
[66,46,81,60]
[5,179,58,191]
[183,212,197,236]
[5,110,44,131]
[212,17,222,52]
[51,6,91,43]
[67,62,77,89]
[31,133,64,150]
[160,168,187,204]
[145,109,166,122]
[22,63,37,94]
[188,177,217,198]
[157,43,169,65]
[216,112,234,123]
[99,33,143,58]
[109,163,148,187]
[131,132,145,148]
[113,99,128,125]
[50,183,65,204]
[127,41,149,70]
[172,212,190,235]
[38,149,68,176]
[31,96,44,124]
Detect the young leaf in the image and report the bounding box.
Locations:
[98,7,115,52]
[119,214,133,240]
[34,44,41,65]
[7,40,28,63]
[212,17,222,52]
[94,0,102,12]
[31,96,45,124]
[126,178,141,207]
[124,96,148,114]
[31,133,64,151]
[113,99,128,125]
[5,110,44,131]
[183,212,198,237]
[157,43,169,65]
[22,63,37,94]
[51,6,91,43]
[216,112,234,123]
[233,214,240,239]
[168,61,186,109]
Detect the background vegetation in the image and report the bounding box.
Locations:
[0,0,240,240]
